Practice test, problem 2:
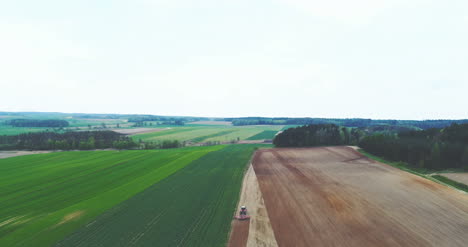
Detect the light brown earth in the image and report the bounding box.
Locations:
[111,128,169,135]
[252,146,468,247]
[55,210,85,227]
[0,151,51,159]
[441,173,468,186]
[228,165,278,247]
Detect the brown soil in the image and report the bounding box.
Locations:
[441,173,468,186]
[55,210,85,227]
[111,128,169,135]
[228,220,250,247]
[252,146,468,247]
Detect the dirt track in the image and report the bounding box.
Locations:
[252,146,468,247]
[0,151,51,159]
[228,165,278,247]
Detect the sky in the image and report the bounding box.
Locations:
[0,0,467,119]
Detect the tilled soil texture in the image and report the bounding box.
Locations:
[253,146,468,247]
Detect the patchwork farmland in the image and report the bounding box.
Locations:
[131,125,283,143]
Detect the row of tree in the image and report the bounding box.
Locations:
[5,119,69,127]
[359,123,468,170]
[0,131,135,150]
[273,124,364,147]
[139,140,184,149]
[127,116,205,123]
[227,117,468,129]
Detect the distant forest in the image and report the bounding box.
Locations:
[0,131,135,150]
[273,124,363,147]
[6,119,69,128]
[359,123,468,170]
[226,117,468,129]
[273,123,468,171]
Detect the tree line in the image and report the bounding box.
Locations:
[5,119,69,127]
[359,123,468,170]
[128,116,206,123]
[227,117,468,129]
[0,131,135,150]
[273,124,364,147]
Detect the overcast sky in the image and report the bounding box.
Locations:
[1,0,467,119]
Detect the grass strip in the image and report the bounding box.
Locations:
[431,175,468,193]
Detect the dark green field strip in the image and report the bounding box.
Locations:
[0,146,222,247]
[246,130,278,140]
[190,129,238,143]
[55,145,258,247]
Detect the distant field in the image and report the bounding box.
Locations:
[56,145,260,247]
[189,121,232,126]
[0,146,221,247]
[132,125,283,143]
[0,126,47,135]
[246,130,279,140]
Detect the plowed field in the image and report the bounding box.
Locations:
[249,146,468,247]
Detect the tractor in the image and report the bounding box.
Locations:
[234,205,250,220]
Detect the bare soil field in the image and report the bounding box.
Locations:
[111,127,169,135]
[0,151,51,159]
[442,173,468,186]
[252,146,468,247]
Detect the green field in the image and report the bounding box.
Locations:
[55,145,261,247]
[132,125,283,143]
[0,146,222,246]
[246,130,278,140]
[0,126,48,135]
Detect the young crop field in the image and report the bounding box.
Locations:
[0,126,48,135]
[0,146,222,247]
[132,125,283,143]
[55,145,262,247]
[246,130,279,140]
[203,126,282,143]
